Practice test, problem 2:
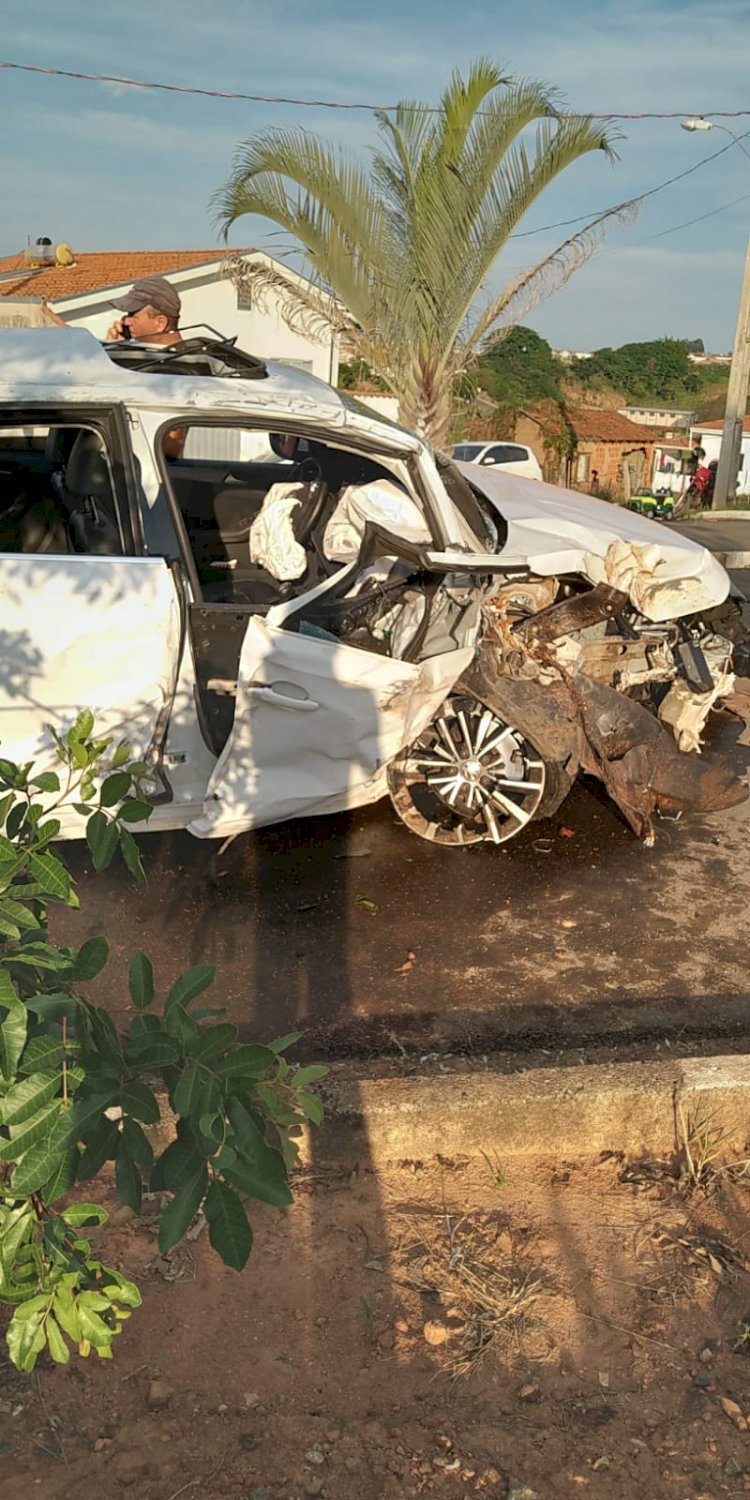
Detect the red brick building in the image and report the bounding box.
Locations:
[515,405,655,500]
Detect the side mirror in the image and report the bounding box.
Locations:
[481,455,496,466]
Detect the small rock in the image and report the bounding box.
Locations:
[518,1382,541,1403]
[592,1456,610,1472]
[423,1320,449,1347]
[94,1438,112,1452]
[720,1397,747,1431]
[700,1347,714,1364]
[244,1391,261,1409]
[112,1451,153,1487]
[110,1204,135,1227]
[395,1319,410,1334]
[497,1230,513,1255]
[216,1403,229,1414]
[240,1434,260,1452]
[325,1429,341,1443]
[726,1458,742,1477]
[147,1379,173,1409]
[304,1479,324,1498]
[306,1446,325,1466]
[694,1371,713,1389]
[508,1483,539,1500]
[344,1456,360,1473]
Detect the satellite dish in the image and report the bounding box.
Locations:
[55,244,75,267]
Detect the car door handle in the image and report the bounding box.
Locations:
[247,685,319,712]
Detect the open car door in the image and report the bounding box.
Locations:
[190,539,479,840]
[0,554,182,777]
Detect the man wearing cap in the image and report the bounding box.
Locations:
[104,276,186,456]
[105,275,182,345]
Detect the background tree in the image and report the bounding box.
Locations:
[215,61,626,446]
[573,337,701,405]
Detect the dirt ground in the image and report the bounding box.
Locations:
[4,1143,750,1500]
[52,696,750,1065]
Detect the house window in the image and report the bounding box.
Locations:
[575,452,590,483]
[236,288,253,310]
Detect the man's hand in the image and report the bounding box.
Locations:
[105,318,127,341]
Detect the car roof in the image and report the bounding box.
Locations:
[0,327,419,450]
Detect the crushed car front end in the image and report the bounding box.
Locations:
[436,463,748,845]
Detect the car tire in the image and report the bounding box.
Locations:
[387,694,554,847]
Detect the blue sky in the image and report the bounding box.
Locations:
[2,0,750,349]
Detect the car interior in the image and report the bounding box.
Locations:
[0,424,124,556]
[164,428,413,609]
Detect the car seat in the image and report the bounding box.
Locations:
[64,432,122,555]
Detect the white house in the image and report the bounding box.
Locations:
[0,243,339,385]
[690,417,750,496]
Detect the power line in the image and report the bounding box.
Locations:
[1,58,750,121]
[642,190,750,242]
[509,128,750,239]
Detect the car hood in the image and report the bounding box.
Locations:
[459,463,730,622]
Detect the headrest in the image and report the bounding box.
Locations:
[65,431,112,500]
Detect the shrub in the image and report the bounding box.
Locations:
[0,714,323,1370]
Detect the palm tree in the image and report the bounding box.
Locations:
[215,61,627,447]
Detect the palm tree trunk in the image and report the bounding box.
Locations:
[398,360,454,449]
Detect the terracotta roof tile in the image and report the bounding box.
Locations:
[524,405,654,443]
[694,416,750,433]
[566,407,655,442]
[0,248,231,302]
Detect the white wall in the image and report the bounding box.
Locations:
[53,261,339,386]
[691,429,750,492]
[0,300,50,328]
[352,393,400,422]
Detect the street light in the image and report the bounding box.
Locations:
[681,117,750,508]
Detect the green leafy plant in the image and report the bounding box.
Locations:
[0,715,324,1371]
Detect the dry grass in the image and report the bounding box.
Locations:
[403,1209,545,1378]
[619,1110,750,1200]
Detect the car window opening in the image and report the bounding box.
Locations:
[160,423,429,612]
[0,420,126,557]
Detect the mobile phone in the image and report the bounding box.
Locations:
[120,320,132,341]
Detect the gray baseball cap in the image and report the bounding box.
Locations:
[111,275,181,320]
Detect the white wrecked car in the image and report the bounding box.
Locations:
[0,326,744,849]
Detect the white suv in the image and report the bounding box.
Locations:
[452,440,543,482]
[0,326,743,850]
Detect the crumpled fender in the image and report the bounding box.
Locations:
[461,651,747,842]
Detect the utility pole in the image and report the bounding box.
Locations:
[712,228,750,509]
[680,120,750,510]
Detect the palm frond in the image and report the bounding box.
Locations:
[213,58,632,442]
[223,254,357,343]
[462,198,639,360]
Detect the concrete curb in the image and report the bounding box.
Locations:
[686,511,750,522]
[311,1054,750,1165]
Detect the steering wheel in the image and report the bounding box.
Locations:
[289,456,331,548]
